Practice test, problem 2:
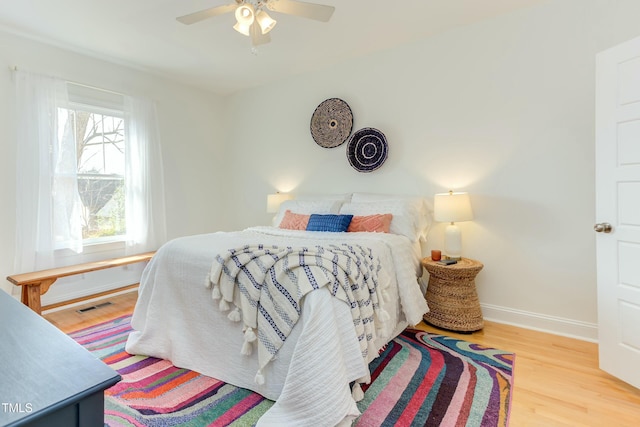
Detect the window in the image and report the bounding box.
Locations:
[15,70,166,273]
[58,106,126,244]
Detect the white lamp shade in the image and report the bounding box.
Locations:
[266,193,293,213]
[233,22,251,36]
[233,4,255,36]
[235,4,255,25]
[433,192,473,223]
[256,10,277,34]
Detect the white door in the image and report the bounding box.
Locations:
[596,35,640,389]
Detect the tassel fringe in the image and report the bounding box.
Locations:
[352,383,364,401]
[357,374,371,384]
[228,307,241,322]
[219,299,231,311]
[241,327,257,356]
[244,327,257,342]
[211,285,222,300]
[255,369,265,385]
[241,340,253,355]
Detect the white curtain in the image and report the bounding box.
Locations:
[123,96,167,254]
[14,70,83,275]
[14,70,167,279]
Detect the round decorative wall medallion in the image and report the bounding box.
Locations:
[310,98,353,148]
[346,127,388,173]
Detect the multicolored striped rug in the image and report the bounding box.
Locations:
[70,315,514,426]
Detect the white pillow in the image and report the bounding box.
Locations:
[339,201,419,241]
[351,193,432,240]
[273,200,343,227]
[294,193,352,202]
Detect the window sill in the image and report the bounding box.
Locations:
[54,239,127,265]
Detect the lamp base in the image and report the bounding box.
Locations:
[444,223,463,260]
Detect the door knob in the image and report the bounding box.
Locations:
[594,223,612,233]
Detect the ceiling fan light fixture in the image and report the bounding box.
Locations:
[233,4,255,36]
[256,10,277,34]
[235,4,255,25]
[233,21,251,36]
[177,0,336,49]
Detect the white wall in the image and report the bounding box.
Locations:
[0,30,230,302]
[3,0,640,339]
[223,0,640,340]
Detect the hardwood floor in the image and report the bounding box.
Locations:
[416,322,640,426]
[44,291,137,334]
[44,292,640,426]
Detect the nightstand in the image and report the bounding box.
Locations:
[421,257,484,332]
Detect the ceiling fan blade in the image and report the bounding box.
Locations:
[176,3,238,25]
[267,0,335,22]
[250,21,271,46]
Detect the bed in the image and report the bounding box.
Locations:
[125,193,430,426]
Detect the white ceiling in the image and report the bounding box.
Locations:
[0,0,547,95]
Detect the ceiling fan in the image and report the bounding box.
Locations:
[176,0,335,47]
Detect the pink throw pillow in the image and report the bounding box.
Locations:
[347,214,393,233]
[279,210,310,230]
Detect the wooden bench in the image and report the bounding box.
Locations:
[6,252,155,315]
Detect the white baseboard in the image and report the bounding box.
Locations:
[481,303,598,343]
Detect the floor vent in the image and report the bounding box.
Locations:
[77,301,113,313]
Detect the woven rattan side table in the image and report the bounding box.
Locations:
[422,257,484,332]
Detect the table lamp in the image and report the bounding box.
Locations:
[266,192,293,213]
[434,190,473,260]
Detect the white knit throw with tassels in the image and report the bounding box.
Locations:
[207,243,390,395]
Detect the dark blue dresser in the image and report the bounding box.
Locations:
[0,290,120,426]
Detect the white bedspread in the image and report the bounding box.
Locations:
[125,227,428,426]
